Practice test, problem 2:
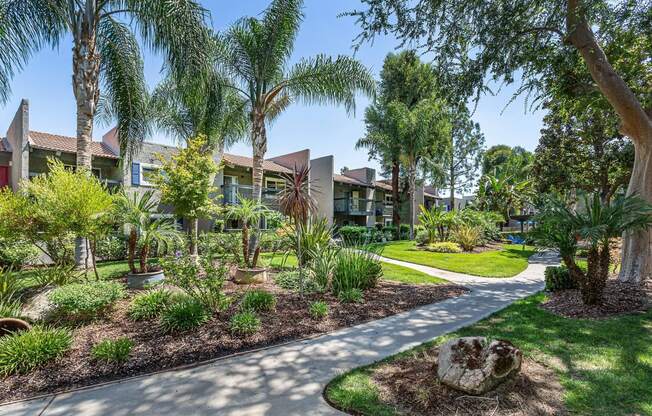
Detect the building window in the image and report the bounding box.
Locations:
[140,163,161,187]
[384,193,392,204]
[63,164,101,178]
[265,178,285,190]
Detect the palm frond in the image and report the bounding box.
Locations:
[259,0,304,82]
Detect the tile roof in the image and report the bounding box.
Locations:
[222,153,291,174]
[29,131,119,159]
[333,173,371,187]
[373,180,392,191]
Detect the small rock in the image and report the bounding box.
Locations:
[437,336,522,395]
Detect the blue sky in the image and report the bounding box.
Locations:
[0,0,543,177]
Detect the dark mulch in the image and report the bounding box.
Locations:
[370,346,565,416]
[541,278,650,319]
[0,280,467,404]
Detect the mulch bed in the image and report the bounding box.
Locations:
[541,278,651,319]
[361,346,565,416]
[1,279,467,404]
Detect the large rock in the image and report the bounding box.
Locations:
[20,286,57,322]
[437,336,522,395]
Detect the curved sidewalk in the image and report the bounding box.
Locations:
[3,252,557,416]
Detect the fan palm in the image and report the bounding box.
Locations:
[214,0,375,248]
[0,0,210,166]
[116,190,180,274]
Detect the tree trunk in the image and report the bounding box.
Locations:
[189,217,199,258]
[249,112,267,263]
[127,228,137,274]
[408,163,416,240]
[391,161,401,239]
[566,1,652,283]
[619,139,652,283]
[140,244,149,273]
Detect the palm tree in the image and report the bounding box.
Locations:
[225,197,269,269]
[116,190,179,274]
[0,0,210,166]
[476,174,533,228]
[214,0,375,249]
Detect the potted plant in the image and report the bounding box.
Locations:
[117,190,180,289]
[225,197,269,284]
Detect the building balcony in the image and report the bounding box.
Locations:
[375,202,393,217]
[221,184,281,210]
[334,197,374,216]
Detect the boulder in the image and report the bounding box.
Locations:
[437,336,522,395]
[20,286,57,322]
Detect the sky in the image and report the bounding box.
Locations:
[0,0,543,179]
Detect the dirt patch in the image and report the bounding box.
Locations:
[541,278,650,319]
[368,346,565,416]
[0,280,467,404]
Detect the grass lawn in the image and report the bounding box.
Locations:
[261,252,448,285]
[16,260,138,291]
[326,294,652,416]
[369,241,536,277]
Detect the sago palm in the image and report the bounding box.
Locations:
[0,0,210,166]
[213,0,375,246]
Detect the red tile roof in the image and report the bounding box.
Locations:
[28,131,119,159]
[333,173,371,187]
[222,153,291,174]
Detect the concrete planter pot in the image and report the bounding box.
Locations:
[127,270,165,289]
[233,267,268,284]
[0,318,31,337]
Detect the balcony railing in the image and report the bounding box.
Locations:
[221,184,281,209]
[375,202,393,217]
[334,197,374,216]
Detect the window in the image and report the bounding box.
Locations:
[384,193,392,205]
[63,164,101,178]
[384,218,393,226]
[265,178,285,190]
[140,163,161,187]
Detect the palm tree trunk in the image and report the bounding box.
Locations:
[127,229,137,274]
[72,15,101,268]
[408,163,417,240]
[140,244,149,273]
[249,112,267,263]
[391,161,401,240]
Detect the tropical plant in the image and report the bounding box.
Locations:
[116,189,180,274]
[240,290,276,313]
[91,338,133,364]
[417,205,458,243]
[128,289,172,321]
[451,225,482,252]
[309,301,329,320]
[229,310,261,336]
[284,218,334,266]
[153,135,219,257]
[225,198,268,268]
[49,281,125,320]
[160,294,209,333]
[331,250,382,295]
[308,244,341,290]
[0,326,72,376]
[215,0,375,256]
[31,264,79,288]
[476,174,533,226]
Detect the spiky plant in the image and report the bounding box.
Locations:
[225,197,268,268]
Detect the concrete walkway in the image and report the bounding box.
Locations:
[3,252,558,416]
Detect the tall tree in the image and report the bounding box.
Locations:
[215,0,374,252]
[357,51,437,237]
[441,106,485,210]
[0,0,210,166]
[349,0,652,283]
[482,145,533,182]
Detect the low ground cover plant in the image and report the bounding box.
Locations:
[229,310,261,336]
[0,299,22,319]
[240,290,276,313]
[0,326,71,376]
[91,338,134,363]
[309,301,329,319]
[338,288,364,303]
[274,270,322,293]
[160,294,210,333]
[31,264,79,287]
[129,289,172,321]
[544,266,578,292]
[331,250,382,295]
[424,242,462,253]
[49,281,125,320]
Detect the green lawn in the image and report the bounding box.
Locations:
[369,241,535,277]
[326,294,652,416]
[16,260,136,290]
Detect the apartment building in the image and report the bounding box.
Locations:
[1,99,443,230]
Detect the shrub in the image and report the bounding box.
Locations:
[162,255,230,311]
[309,301,329,319]
[338,226,369,245]
[274,270,323,293]
[240,290,276,313]
[399,224,411,240]
[31,264,79,287]
[0,268,19,302]
[91,338,133,363]
[49,281,125,320]
[129,289,172,321]
[95,234,127,261]
[545,266,578,292]
[229,310,261,336]
[286,218,334,265]
[424,242,463,253]
[0,299,22,319]
[160,295,210,333]
[415,230,430,246]
[451,225,482,251]
[331,250,382,295]
[0,326,71,376]
[0,237,39,268]
[308,245,340,289]
[338,288,363,303]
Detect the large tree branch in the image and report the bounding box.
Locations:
[566,0,651,141]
